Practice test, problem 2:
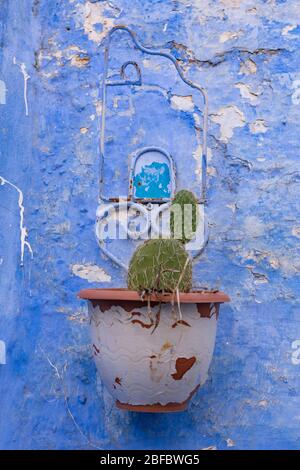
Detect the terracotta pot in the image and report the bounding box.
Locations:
[78,288,230,413]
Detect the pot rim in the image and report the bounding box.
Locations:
[78,288,230,304]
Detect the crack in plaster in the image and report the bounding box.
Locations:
[235,82,259,104]
[169,38,285,69]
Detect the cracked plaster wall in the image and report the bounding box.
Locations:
[0,0,299,450]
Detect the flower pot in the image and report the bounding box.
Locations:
[78,288,230,413]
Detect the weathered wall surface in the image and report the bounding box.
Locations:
[0,0,299,449]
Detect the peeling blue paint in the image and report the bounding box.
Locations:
[0,0,300,451]
[134,161,171,199]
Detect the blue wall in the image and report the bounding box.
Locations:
[0,0,300,450]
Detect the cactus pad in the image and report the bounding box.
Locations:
[127,239,192,293]
[170,190,199,244]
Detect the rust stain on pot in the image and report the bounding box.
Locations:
[95,299,160,313]
[151,307,161,334]
[161,341,172,351]
[116,384,200,413]
[131,311,142,317]
[171,356,196,380]
[172,319,191,328]
[113,377,122,389]
[131,318,154,329]
[197,303,219,318]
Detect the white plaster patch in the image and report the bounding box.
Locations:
[235,83,259,104]
[0,80,6,104]
[226,203,237,213]
[292,227,300,238]
[244,216,265,238]
[78,1,121,43]
[193,142,212,177]
[193,143,212,177]
[282,24,296,36]
[211,105,245,142]
[220,0,243,6]
[219,31,242,43]
[94,100,102,117]
[38,44,90,71]
[250,119,268,134]
[291,79,300,105]
[0,176,33,265]
[0,340,6,365]
[13,58,30,116]
[207,167,217,177]
[291,340,300,365]
[258,400,268,408]
[239,58,257,75]
[226,438,235,447]
[142,58,161,72]
[189,0,300,35]
[278,256,300,277]
[170,95,194,112]
[71,264,111,283]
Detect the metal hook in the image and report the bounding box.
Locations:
[120,61,142,84]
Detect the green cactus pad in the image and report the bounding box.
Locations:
[127,239,192,293]
[170,190,199,244]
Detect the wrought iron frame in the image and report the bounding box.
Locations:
[96,26,210,270]
[100,25,209,204]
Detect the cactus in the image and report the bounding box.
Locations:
[127,238,192,293]
[127,189,198,294]
[170,189,199,244]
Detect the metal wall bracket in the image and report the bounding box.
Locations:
[96,26,209,270]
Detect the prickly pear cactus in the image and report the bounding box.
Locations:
[170,190,199,244]
[127,239,192,293]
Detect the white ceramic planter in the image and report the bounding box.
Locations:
[79,289,230,412]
